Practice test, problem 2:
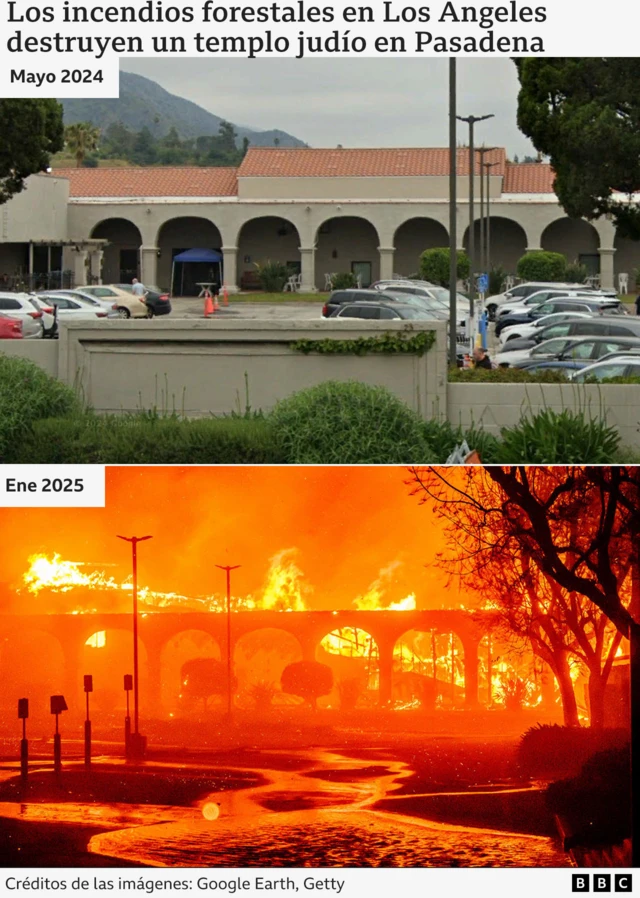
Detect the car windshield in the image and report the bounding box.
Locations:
[429,288,470,305]
[399,307,436,320]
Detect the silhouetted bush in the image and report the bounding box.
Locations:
[519,724,629,779]
[0,354,80,461]
[546,746,631,848]
[281,660,333,709]
[270,381,434,463]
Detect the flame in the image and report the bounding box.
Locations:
[322,627,378,659]
[354,561,416,611]
[24,554,121,594]
[259,549,309,612]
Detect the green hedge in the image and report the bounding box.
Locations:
[516,250,567,282]
[449,367,570,383]
[419,247,470,286]
[20,414,284,463]
[269,380,434,464]
[0,354,80,461]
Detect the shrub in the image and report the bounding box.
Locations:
[19,414,284,463]
[254,260,292,292]
[422,419,502,463]
[337,678,364,711]
[419,248,470,287]
[519,723,629,779]
[516,250,567,282]
[0,355,80,461]
[448,366,570,383]
[281,660,333,709]
[248,681,277,712]
[563,259,588,283]
[495,407,620,464]
[269,381,434,464]
[488,265,507,296]
[330,272,357,289]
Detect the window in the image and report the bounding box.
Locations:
[532,339,569,356]
[540,324,572,339]
[570,321,606,336]
[91,288,117,297]
[379,307,400,319]
[0,298,21,309]
[51,298,71,309]
[597,341,636,358]
[351,262,372,287]
[339,305,380,319]
[607,325,635,336]
[564,341,596,359]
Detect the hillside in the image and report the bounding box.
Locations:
[60,71,306,148]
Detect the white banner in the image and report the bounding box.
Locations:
[0,869,635,897]
[0,0,638,97]
[0,465,106,507]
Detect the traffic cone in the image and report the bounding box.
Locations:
[204,291,214,317]
[222,284,229,307]
[213,293,220,313]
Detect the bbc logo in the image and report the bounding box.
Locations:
[572,875,632,892]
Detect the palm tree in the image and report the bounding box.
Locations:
[64,122,100,167]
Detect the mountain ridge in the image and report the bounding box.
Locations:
[60,71,306,148]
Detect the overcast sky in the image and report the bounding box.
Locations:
[122,58,535,156]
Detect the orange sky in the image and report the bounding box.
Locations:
[0,466,470,613]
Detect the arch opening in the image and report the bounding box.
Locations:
[234,627,304,710]
[393,630,464,709]
[90,218,143,284]
[237,217,301,292]
[83,628,148,713]
[316,627,379,709]
[156,217,222,295]
[541,218,600,277]
[393,218,448,278]
[314,217,380,290]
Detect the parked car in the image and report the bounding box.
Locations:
[38,293,111,323]
[499,311,594,344]
[42,289,120,316]
[112,284,172,317]
[322,289,382,317]
[330,300,439,320]
[495,335,640,368]
[511,359,586,374]
[486,281,613,319]
[499,315,640,353]
[29,295,58,337]
[570,355,640,382]
[494,297,625,337]
[497,288,616,319]
[0,313,23,339]
[76,285,150,318]
[0,293,44,338]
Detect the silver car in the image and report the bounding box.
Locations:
[0,293,44,338]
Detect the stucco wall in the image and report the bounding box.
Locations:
[57,319,448,418]
[1,175,69,243]
[447,382,640,450]
[0,341,59,377]
[237,175,503,201]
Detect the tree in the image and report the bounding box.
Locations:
[131,127,157,166]
[281,660,333,709]
[180,657,237,710]
[419,247,470,287]
[218,120,238,155]
[407,467,639,727]
[0,99,64,204]
[515,59,640,238]
[64,121,100,168]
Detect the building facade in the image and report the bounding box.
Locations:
[1,147,638,293]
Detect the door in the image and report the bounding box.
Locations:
[351,262,372,287]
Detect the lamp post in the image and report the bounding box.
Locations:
[475,147,497,277]
[215,564,241,717]
[448,58,457,368]
[456,113,494,319]
[117,534,152,759]
[483,161,500,273]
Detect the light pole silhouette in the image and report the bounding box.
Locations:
[456,113,494,318]
[215,564,240,717]
[118,534,153,758]
[448,58,457,367]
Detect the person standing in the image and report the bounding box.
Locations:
[131,277,147,298]
[472,346,493,369]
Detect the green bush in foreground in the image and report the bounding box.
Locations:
[495,407,620,464]
[20,414,284,464]
[422,419,502,463]
[449,366,570,383]
[0,354,80,461]
[270,380,434,464]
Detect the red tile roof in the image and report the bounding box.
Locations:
[51,167,238,197]
[504,162,555,194]
[237,147,506,178]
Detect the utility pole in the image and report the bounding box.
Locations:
[456,114,494,322]
[483,161,499,273]
[448,58,457,368]
[117,534,152,759]
[475,147,497,277]
[215,564,241,717]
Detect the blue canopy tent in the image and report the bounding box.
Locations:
[171,248,223,297]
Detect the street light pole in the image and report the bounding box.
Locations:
[215,564,241,717]
[456,114,494,320]
[475,147,497,278]
[117,534,152,756]
[483,161,499,272]
[448,58,457,368]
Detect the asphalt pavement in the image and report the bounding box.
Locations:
[169,297,324,320]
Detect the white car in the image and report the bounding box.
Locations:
[42,289,120,316]
[495,336,591,367]
[486,282,581,319]
[39,293,112,322]
[570,355,640,382]
[28,296,58,337]
[0,292,44,338]
[499,311,593,345]
[498,289,617,319]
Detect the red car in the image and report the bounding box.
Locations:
[0,313,23,339]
